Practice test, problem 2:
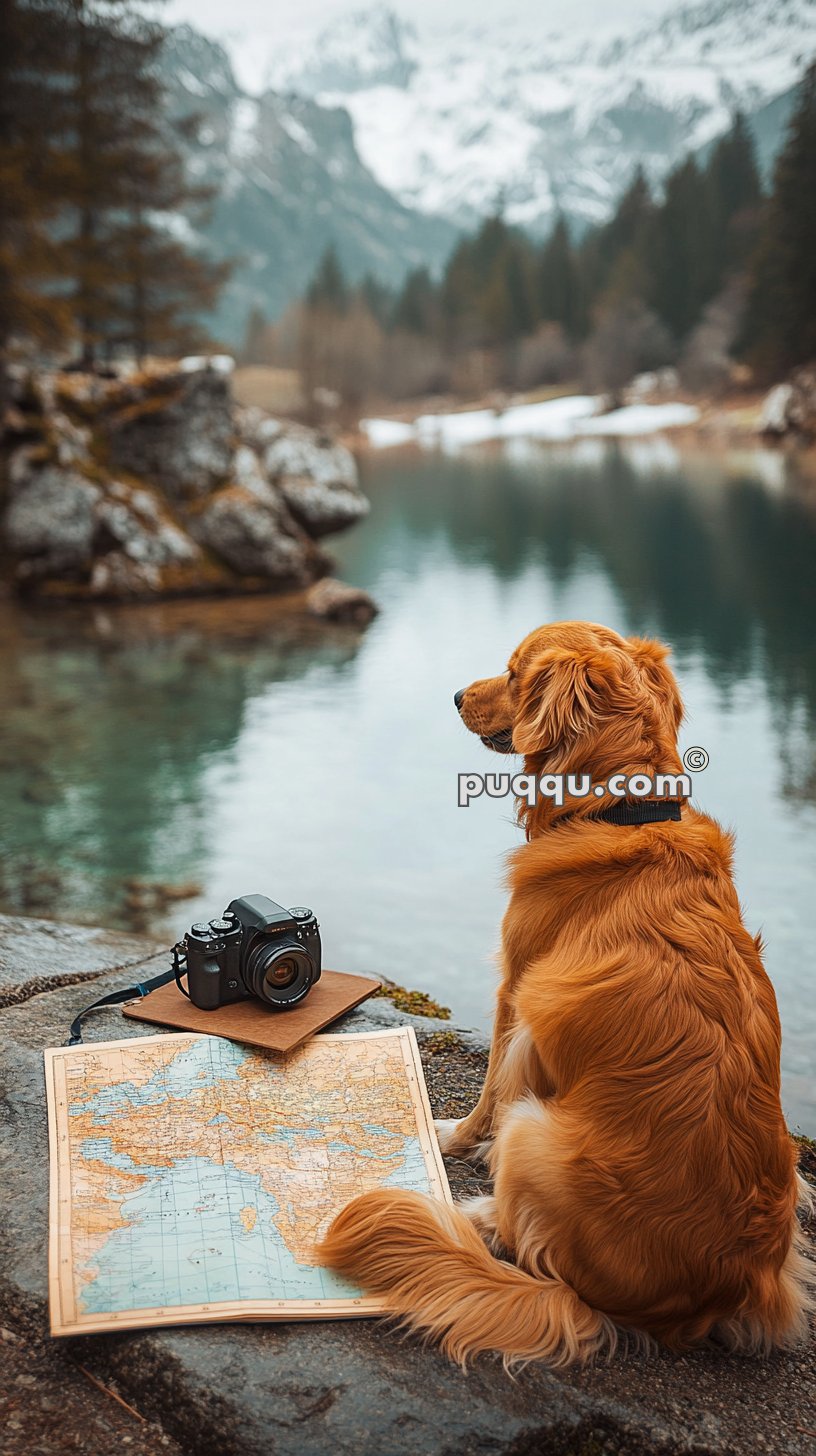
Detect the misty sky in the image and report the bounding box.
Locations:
[164,0,668,91]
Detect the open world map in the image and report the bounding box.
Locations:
[45,1027,448,1335]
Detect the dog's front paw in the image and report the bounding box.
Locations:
[434,1118,464,1154]
[434,1117,488,1160]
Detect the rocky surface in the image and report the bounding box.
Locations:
[760,365,816,440]
[264,426,369,538]
[0,913,165,1007]
[0,913,814,1456]
[1,1322,185,1456]
[193,484,327,583]
[0,361,372,604]
[104,367,235,502]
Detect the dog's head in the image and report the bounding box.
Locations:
[455,621,684,777]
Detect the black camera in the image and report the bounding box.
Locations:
[181,894,322,1011]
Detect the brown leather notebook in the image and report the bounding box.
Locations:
[122,969,381,1054]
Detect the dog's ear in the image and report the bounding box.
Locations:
[627,636,684,731]
[513,645,644,757]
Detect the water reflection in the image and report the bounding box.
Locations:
[1,440,814,1127]
[348,446,816,733]
[0,600,367,919]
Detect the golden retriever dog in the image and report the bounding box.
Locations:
[318,622,813,1366]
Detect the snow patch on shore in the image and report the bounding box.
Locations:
[362,396,700,453]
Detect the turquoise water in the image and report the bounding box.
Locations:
[2,439,815,1128]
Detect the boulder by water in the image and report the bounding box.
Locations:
[306,576,379,625]
[0,361,371,603]
[263,425,368,538]
[759,364,816,440]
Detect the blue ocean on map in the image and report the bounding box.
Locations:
[81,1157,343,1311]
[79,1144,428,1314]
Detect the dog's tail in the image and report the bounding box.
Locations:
[317,1189,616,1368]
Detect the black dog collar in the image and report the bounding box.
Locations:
[594,799,683,826]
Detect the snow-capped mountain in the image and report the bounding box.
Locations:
[159,26,456,343]
[158,2,812,340]
[268,0,815,231]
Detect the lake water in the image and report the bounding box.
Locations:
[2,437,815,1130]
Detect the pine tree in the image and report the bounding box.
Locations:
[707,113,761,228]
[600,168,652,268]
[705,112,762,277]
[502,239,535,339]
[59,2,228,364]
[440,215,537,349]
[0,0,72,401]
[307,245,349,314]
[479,236,534,345]
[537,217,580,337]
[393,267,438,334]
[52,1,146,365]
[358,273,392,327]
[112,211,228,363]
[469,213,512,281]
[742,62,816,377]
[645,157,714,341]
[440,214,526,346]
[3,0,228,372]
[579,168,653,308]
[242,305,269,364]
[440,236,480,345]
[107,117,229,362]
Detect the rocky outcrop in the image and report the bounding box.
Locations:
[4,466,101,582]
[263,426,368,537]
[1,360,371,603]
[104,366,235,502]
[195,484,327,582]
[759,365,816,440]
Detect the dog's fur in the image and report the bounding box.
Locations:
[318,622,813,1366]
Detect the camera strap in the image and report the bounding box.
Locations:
[66,942,189,1046]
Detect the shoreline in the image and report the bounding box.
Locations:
[348,386,816,478]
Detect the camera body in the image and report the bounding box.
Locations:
[183,894,321,1011]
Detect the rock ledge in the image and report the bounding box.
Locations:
[1,362,372,604]
[0,913,814,1455]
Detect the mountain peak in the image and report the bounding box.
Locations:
[259,0,815,233]
[271,6,418,97]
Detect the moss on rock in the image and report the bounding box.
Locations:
[373,983,451,1019]
[423,1029,464,1054]
[794,1133,816,1186]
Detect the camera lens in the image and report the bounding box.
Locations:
[264,956,298,988]
[244,940,315,1008]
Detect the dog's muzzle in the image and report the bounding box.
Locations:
[480,727,515,753]
[455,689,514,753]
